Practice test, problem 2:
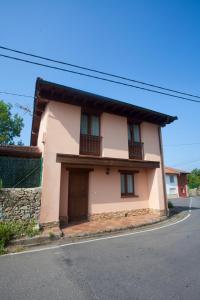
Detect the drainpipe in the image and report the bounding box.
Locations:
[158,126,168,216]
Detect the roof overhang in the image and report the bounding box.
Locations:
[31,78,177,146]
[56,154,160,169]
[165,166,190,175]
[0,145,41,158]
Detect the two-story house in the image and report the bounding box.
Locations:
[31,78,177,227]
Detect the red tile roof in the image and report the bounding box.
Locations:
[0,145,41,158]
[165,166,190,175]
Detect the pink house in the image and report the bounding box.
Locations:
[31,78,177,227]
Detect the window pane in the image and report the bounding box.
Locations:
[121,174,125,194]
[91,115,99,136]
[170,175,174,183]
[128,124,131,141]
[80,114,88,134]
[127,174,133,193]
[133,125,140,142]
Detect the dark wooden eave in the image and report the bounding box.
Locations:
[31,78,177,146]
[56,154,160,169]
[0,145,41,158]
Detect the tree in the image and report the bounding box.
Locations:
[0,100,24,145]
[187,169,200,189]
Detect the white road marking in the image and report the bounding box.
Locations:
[1,209,191,258]
[189,197,193,213]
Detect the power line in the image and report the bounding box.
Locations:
[175,159,200,167]
[165,142,200,147]
[1,53,200,104]
[15,103,33,116]
[170,158,200,167]
[1,45,200,100]
[0,91,33,98]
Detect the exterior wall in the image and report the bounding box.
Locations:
[38,101,81,224]
[165,174,179,198]
[59,166,69,223]
[59,166,150,220]
[0,187,41,221]
[141,122,160,161]
[59,165,167,220]
[147,168,165,211]
[88,167,149,214]
[37,100,167,224]
[37,106,49,154]
[101,113,128,159]
[141,123,166,211]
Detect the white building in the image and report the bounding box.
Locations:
[165,167,189,199]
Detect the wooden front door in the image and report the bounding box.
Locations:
[68,170,89,222]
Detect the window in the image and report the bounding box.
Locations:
[128,123,143,160]
[169,175,175,183]
[80,114,88,134]
[120,172,136,197]
[80,113,100,136]
[128,123,140,142]
[80,113,101,156]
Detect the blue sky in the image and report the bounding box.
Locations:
[0,0,200,171]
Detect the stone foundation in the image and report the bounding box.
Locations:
[39,221,60,229]
[89,208,152,221]
[0,187,41,221]
[149,208,167,217]
[59,216,68,226]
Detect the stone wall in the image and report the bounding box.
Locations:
[89,208,164,221]
[0,187,41,221]
[189,188,200,197]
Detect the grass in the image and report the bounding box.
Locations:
[0,220,40,254]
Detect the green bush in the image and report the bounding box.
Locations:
[0,220,40,254]
[168,201,174,209]
[187,169,200,189]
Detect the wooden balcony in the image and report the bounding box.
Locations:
[128,141,144,160]
[80,134,101,156]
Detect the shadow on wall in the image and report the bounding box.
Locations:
[48,102,81,151]
[101,113,129,153]
[141,123,160,160]
[146,168,156,205]
[59,166,69,220]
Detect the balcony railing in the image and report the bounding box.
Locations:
[128,141,144,160]
[80,134,101,156]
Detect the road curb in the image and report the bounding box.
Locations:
[8,233,61,248]
[6,210,187,251]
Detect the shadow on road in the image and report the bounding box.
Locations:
[172,206,200,212]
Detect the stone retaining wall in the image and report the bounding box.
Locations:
[0,187,41,221]
[189,188,200,197]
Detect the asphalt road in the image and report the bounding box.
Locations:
[0,197,200,300]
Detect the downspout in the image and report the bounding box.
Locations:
[158,126,168,216]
